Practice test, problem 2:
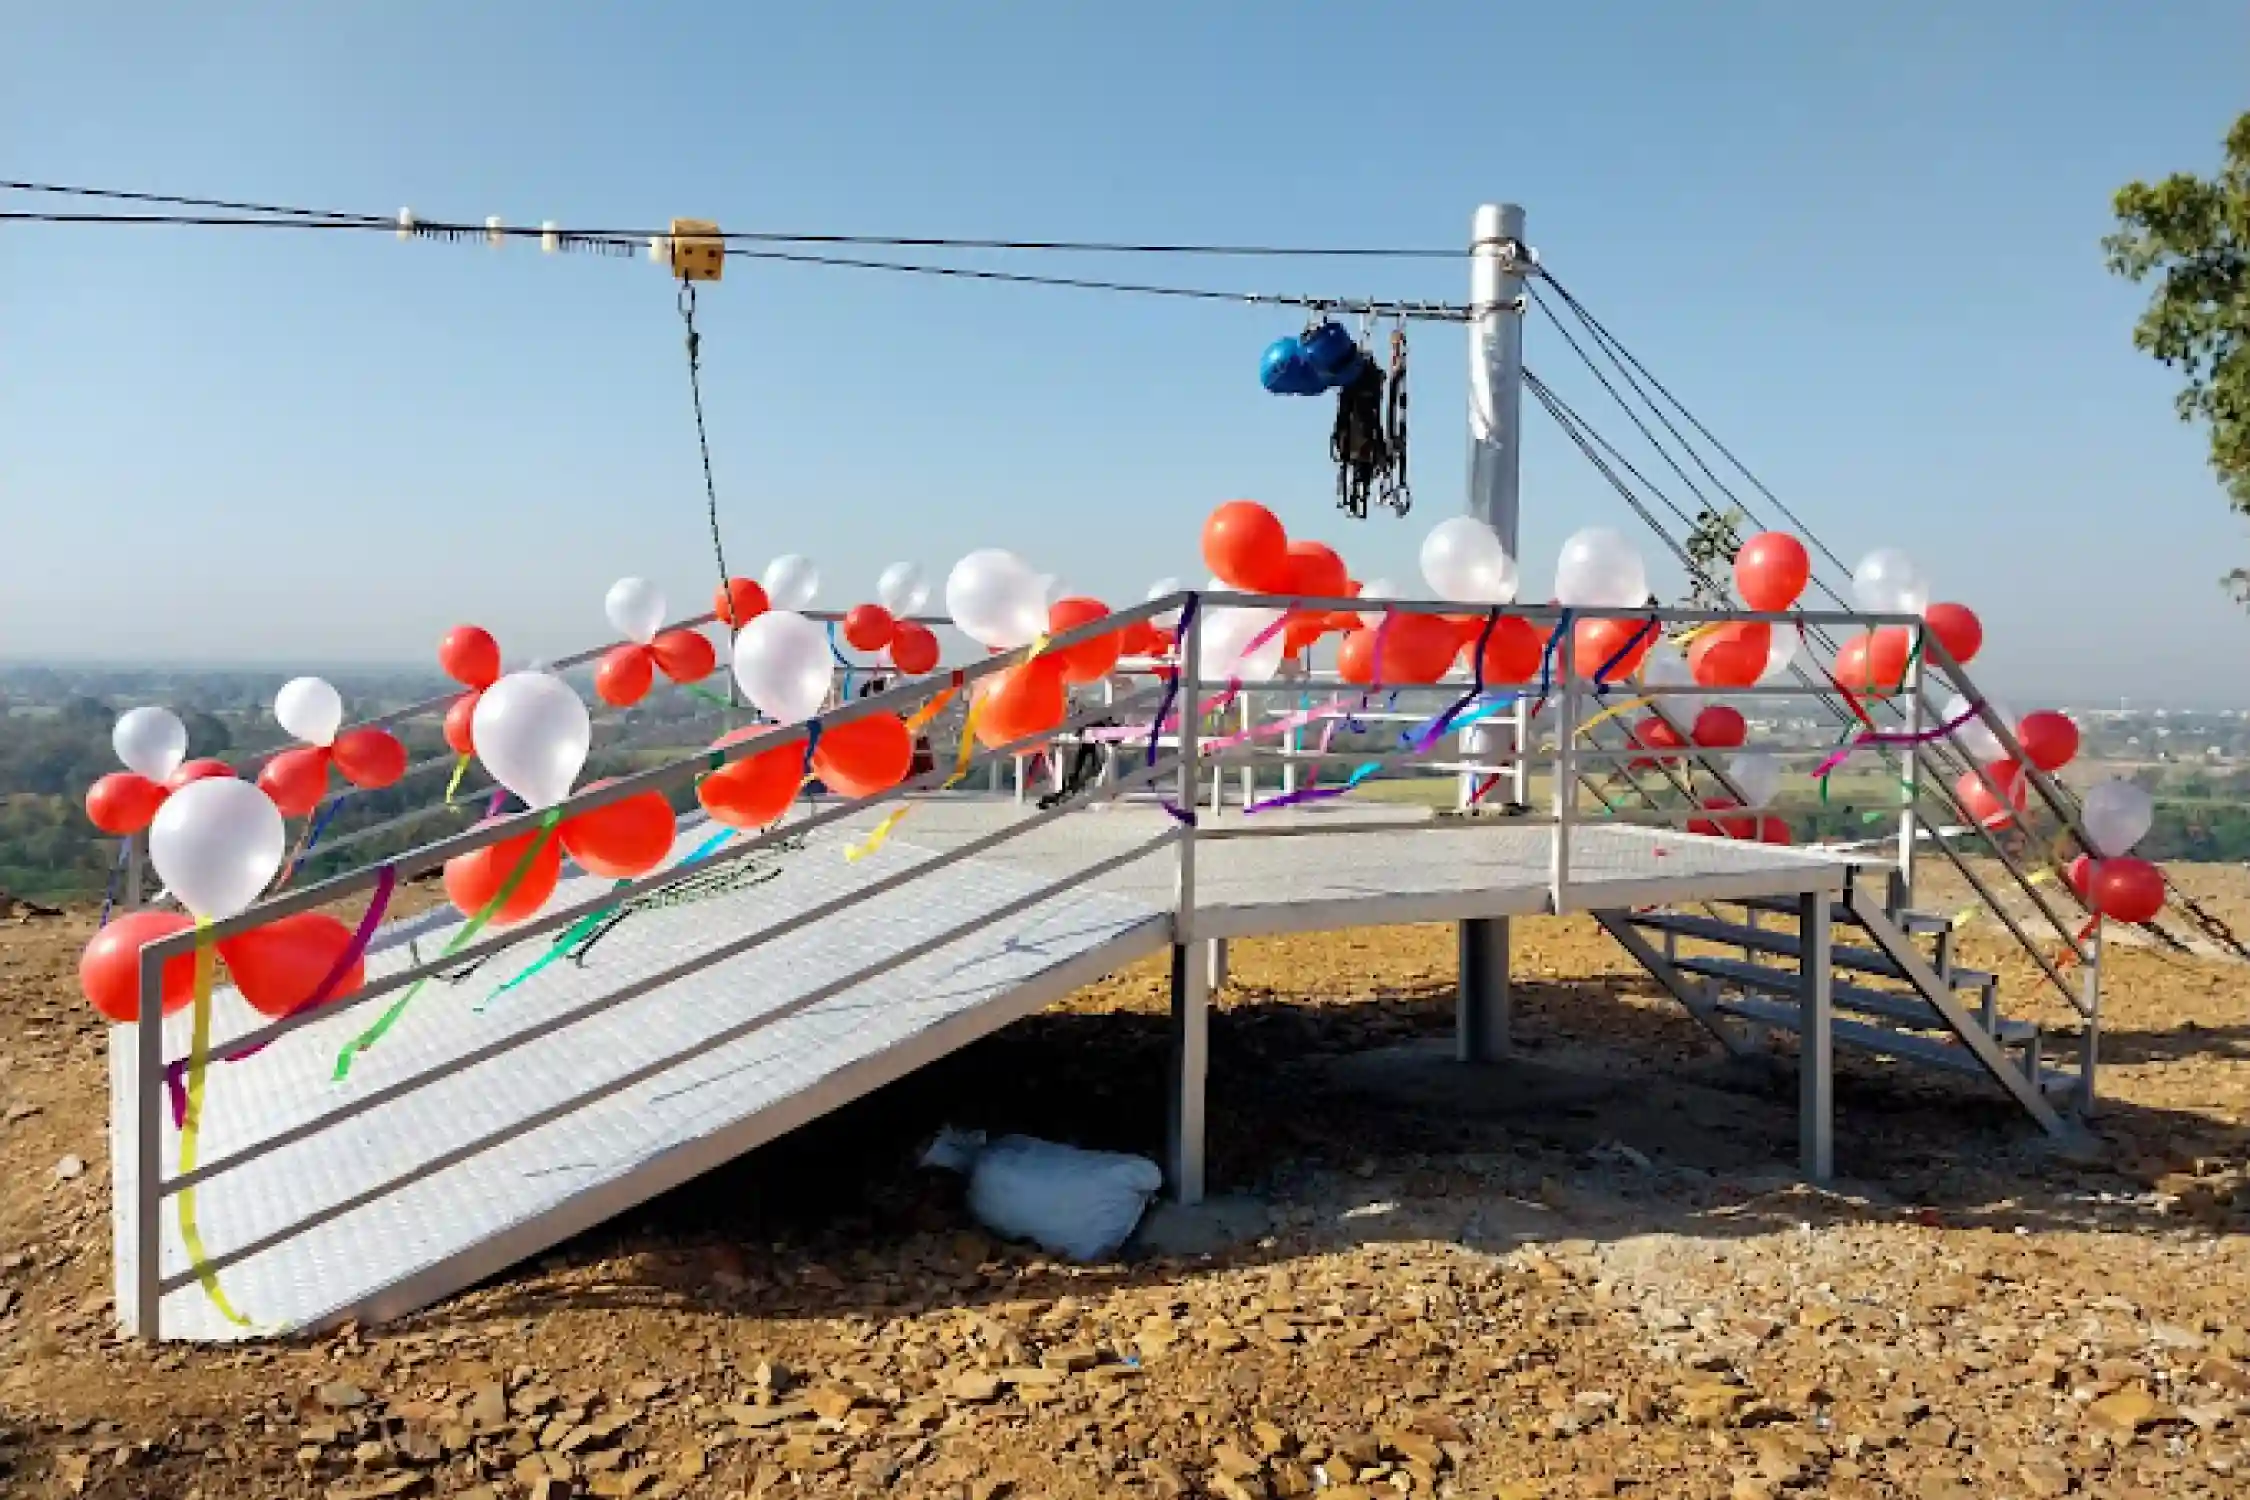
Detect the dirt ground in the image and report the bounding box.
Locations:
[3,870,2249,1500]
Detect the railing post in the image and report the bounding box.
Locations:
[1895,630,1923,909]
[1166,601,1209,1204]
[134,944,165,1342]
[1550,623,1577,908]
[2077,921,2102,1114]
[1799,889,1835,1181]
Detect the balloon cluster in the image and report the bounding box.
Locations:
[85,707,223,837]
[80,775,369,1024]
[837,563,941,676]
[1259,321,1366,397]
[1829,547,1985,697]
[1945,704,2081,832]
[2065,780,2164,924]
[593,579,719,708]
[256,678,410,817]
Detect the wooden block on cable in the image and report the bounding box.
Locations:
[668,218,724,281]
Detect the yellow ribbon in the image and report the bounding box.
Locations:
[443,753,472,803]
[178,920,252,1328]
[1574,694,1655,738]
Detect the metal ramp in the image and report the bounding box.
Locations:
[112,814,1172,1342]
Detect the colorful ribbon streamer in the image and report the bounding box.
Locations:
[1246,611,1396,814]
[443,753,473,803]
[165,865,397,1127]
[1402,609,1500,754]
[1812,703,1982,785]
[846,678,970,861]
[176,920,252,1327]
[481,826,735,1004]
[333,811,561,1080]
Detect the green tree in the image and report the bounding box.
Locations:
[2103,112,2250,597]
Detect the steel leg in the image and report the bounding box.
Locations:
[1456,916,1510,1062]
[1799,890,1834,1181]
[1207,937,1229,991]
[1166,940,1210,1204]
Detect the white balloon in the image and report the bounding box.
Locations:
[1759,627,1799,684]
[1419,517,1519,604]
[1196,606,1286,684]
[604,576,668,644]
[731,610,834,725]
[149,777,285,920]
[472,672,592,810]
[1359,577,1399,602]
[1639,643,1691,691]
[113,706,188,781]
[1728,751,1784,810]
[2081,779,2154,858]
[875,561,931,617]
[1036,573,1068,609]
[274,676,344,748]
[1943,693,2013,763]
[946,549,1048,649]
[1554,527,1650,609]
[763,554,821,612]
[1851,547,1929,618]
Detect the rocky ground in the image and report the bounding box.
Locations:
[2,875,2248,1499]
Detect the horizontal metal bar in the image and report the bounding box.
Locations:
[160,686,1164,1065]
[141,657,1167,959]
[158,827,1179,1293]
[163,755,1180,1197]
[1193,593,1922,629]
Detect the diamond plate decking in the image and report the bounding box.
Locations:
[112,799,1849,1341]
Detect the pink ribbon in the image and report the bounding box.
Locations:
[1810,704,1982,783]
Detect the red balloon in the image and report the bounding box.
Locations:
[258,746,332,819]
[217,913,366,1019]
[1477,616,1547,685]
[1924,602,1984,667]
[697,730,807,829]
[1757,816,1792,846]
[443,821,564,924]
[2015,710,2080,773]
[595,645,655,707]
[1733,532,1811,612]
[1688,622,1771,689]
[438,625,502,689]
[443,691,481,756]
[1688,797,1755,840]
[2089,857,2165,925]
[1336,628,1381,685]
[1119,619,1161,658]
[1281,613,1327,658]
[1834,628,1911,695]
[715,577,769,628]
[812,714,914,798]
[86,772,166,835]
[975,659,1070,751]
[1956,759,2028,829]
[1574,617,1655,683]
[332,727,408,790]
[889,622,941,675]
[1201,500,1293,594]
[1691,705,1748,749]
[842,604,897,653]
[79,911,198,1022]
[651,628,718,684]
[1285,539,1350,601]
[2067,854,2096,901]
[560,786,677,879]
[1047,597,1123,685]
[167,758,234,791]
[1382,614,1460,685]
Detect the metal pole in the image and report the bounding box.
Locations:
[1468,203,1528,553]
[1799,890,1835,1181]
[1895,635,1923,908]
[134,946,165,1341]
[1167,604,1209,1205]
[1550,627,1577,907]
[1456,916,1511,1063]
[2077,921,2102,1115]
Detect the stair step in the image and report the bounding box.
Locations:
[1738,893,1954,940]
[1674,954,2038,1044]
[1896,911,1953,937]
[1717,995,2074,1092]
[1632,912,1994,993]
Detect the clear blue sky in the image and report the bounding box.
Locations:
[3,1,2244,707]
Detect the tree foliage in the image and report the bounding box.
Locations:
[2103,112,2250,593]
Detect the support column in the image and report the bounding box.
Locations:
[1207,937,1230,992]
[1456,916,1511,1062]
[1464,203,1529,810]
[1799,890,1835,1181]
[1166,940,1210,1205]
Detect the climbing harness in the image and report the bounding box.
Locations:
[1330,318,1410,519]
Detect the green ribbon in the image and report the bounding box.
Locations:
[333,809,562,1081]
